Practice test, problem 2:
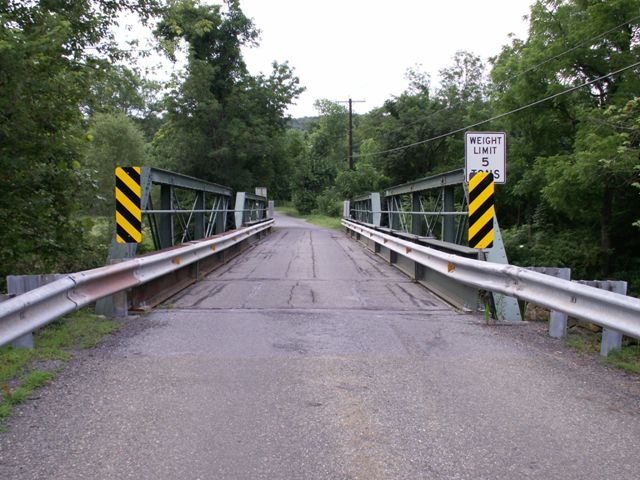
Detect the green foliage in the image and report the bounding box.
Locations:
[292,162,323,214]
[314,189,342,217]
[335,158,390,199]
[151,0,303,193]
[275,206,342,230]
[0,0,160,289]
[502,225,602,279]
[0,310,120,424]
[37,311,120,351]
[356,54,490,184]
[84,113,148,215]
[606,345,640,374]
[565,332,601,354]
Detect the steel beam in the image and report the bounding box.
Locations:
[194,191,205,239]
[442,186,455,243]
[148,168,233,197]
[159,184,174,249]
[384,169,464,197]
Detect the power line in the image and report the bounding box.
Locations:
[504,15,640,83]
[353,60,640,159]
[390,15,640,130]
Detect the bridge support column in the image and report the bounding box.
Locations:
[235,192,246,229]
[442,186,455,243]
[411,193,421,235]
[194,191,205,239]
[159,184,174,249]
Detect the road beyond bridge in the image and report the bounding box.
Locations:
[1,213,639,479]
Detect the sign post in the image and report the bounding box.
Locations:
[464,132,506,184]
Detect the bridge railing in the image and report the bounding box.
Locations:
[3,168,275,348]
[0,219,274,348]
[343,219,640,355]
[234,191,269,229]
[347,169,521,322]
[109,168,235,264]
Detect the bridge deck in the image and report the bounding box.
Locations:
[1,213,639,479]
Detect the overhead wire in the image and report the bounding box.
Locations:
[373,16,640,135]
[353,60,640,158]
[504,15,640,83]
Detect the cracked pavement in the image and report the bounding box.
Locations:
[1,212,639,479]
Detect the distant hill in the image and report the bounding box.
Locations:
[288,116,319,131]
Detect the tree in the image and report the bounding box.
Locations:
[151,0,303,192]
[489,0,640,280]
[354,53,489,185]
[0,0,159,288]
[535,99,640,273]
[84,113,148,215]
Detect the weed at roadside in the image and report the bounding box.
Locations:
[606,345,640,374]
[565,331,601,354]
[0,310,120,426]
[275,207,342,230]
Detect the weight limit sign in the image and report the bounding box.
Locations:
[468,171,494,249]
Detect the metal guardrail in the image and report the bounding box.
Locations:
[0,220,274,348]
[342,219,640,340]
[347,169,522,322]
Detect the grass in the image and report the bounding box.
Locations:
[606,345,640,374]
[275,206,343,230]
[565,331,601,354]
[0,309,120,426]
[564,328,640,375]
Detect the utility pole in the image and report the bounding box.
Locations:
[337,98,365,170]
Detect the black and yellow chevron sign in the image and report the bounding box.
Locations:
[468,171,494,249]
[115,167,142,244]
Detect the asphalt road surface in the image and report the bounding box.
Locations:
[1,212,639,479]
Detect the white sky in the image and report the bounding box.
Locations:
[239,0,534,117]
[118,0,534,118]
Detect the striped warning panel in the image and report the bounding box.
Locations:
[468,172,494,249]
[115,167,142,244]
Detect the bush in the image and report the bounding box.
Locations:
[292,189,317,214]
[502,224,602,279]
[314,188,342,217]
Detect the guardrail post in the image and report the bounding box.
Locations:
[599,281,626,356]
[601,327,624,357]
[549,269,571,338]
[572,280,626,356]
[95,259,129,318]
[6,274,66,349]
[3,291,33,349]
[526,267,571,338]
